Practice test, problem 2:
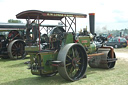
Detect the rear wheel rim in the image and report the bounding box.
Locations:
[58,43,87,81]
[8,40,25,59]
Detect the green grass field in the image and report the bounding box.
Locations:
[0,55,128,85]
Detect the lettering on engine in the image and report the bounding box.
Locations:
[81,40,87,43]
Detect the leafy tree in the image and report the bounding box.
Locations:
[8,19,22,23]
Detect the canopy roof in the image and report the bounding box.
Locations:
[0,23,25,31]
[40,24,64,27]
[16,10,87,20]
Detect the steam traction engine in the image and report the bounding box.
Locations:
[16,10,117,81]
[0,23,26,59]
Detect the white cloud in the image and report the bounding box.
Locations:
[0,0,128,31]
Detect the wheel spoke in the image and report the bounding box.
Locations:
[14,43,18,48]
[71,69,78,78]
[67,55,72,60]
[20,50,24,54]
[69,67,74,77]
[77,62,81,65]
[16,42,20,48]
[75,49,81,61]
[12,51,17,56]
[72,48,75,57]
[19,43,22,48]
[74,67,79,74]
[66,63,71,66]
[74,48,79,57]
[19,43,23,48]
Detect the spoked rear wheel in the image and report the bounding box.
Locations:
[8,40,25,59]
[57,43,87,81]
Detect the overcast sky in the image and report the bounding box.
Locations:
[0,0,128,32]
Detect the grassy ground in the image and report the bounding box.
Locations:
[0,53,128,85]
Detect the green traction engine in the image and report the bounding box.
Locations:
[16,10,117,81]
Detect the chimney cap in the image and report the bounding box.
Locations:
[89,13,95,15]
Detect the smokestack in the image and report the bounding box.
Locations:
[89,13,95,35]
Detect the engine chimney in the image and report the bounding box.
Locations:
[89,13,95,35]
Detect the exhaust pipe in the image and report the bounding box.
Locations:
[89,13,95,35]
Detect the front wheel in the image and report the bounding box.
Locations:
[57,43,87,81]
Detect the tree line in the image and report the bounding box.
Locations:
[8,19,22,23]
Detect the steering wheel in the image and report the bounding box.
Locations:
[49,27,65,41]
[41,34,49,43]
